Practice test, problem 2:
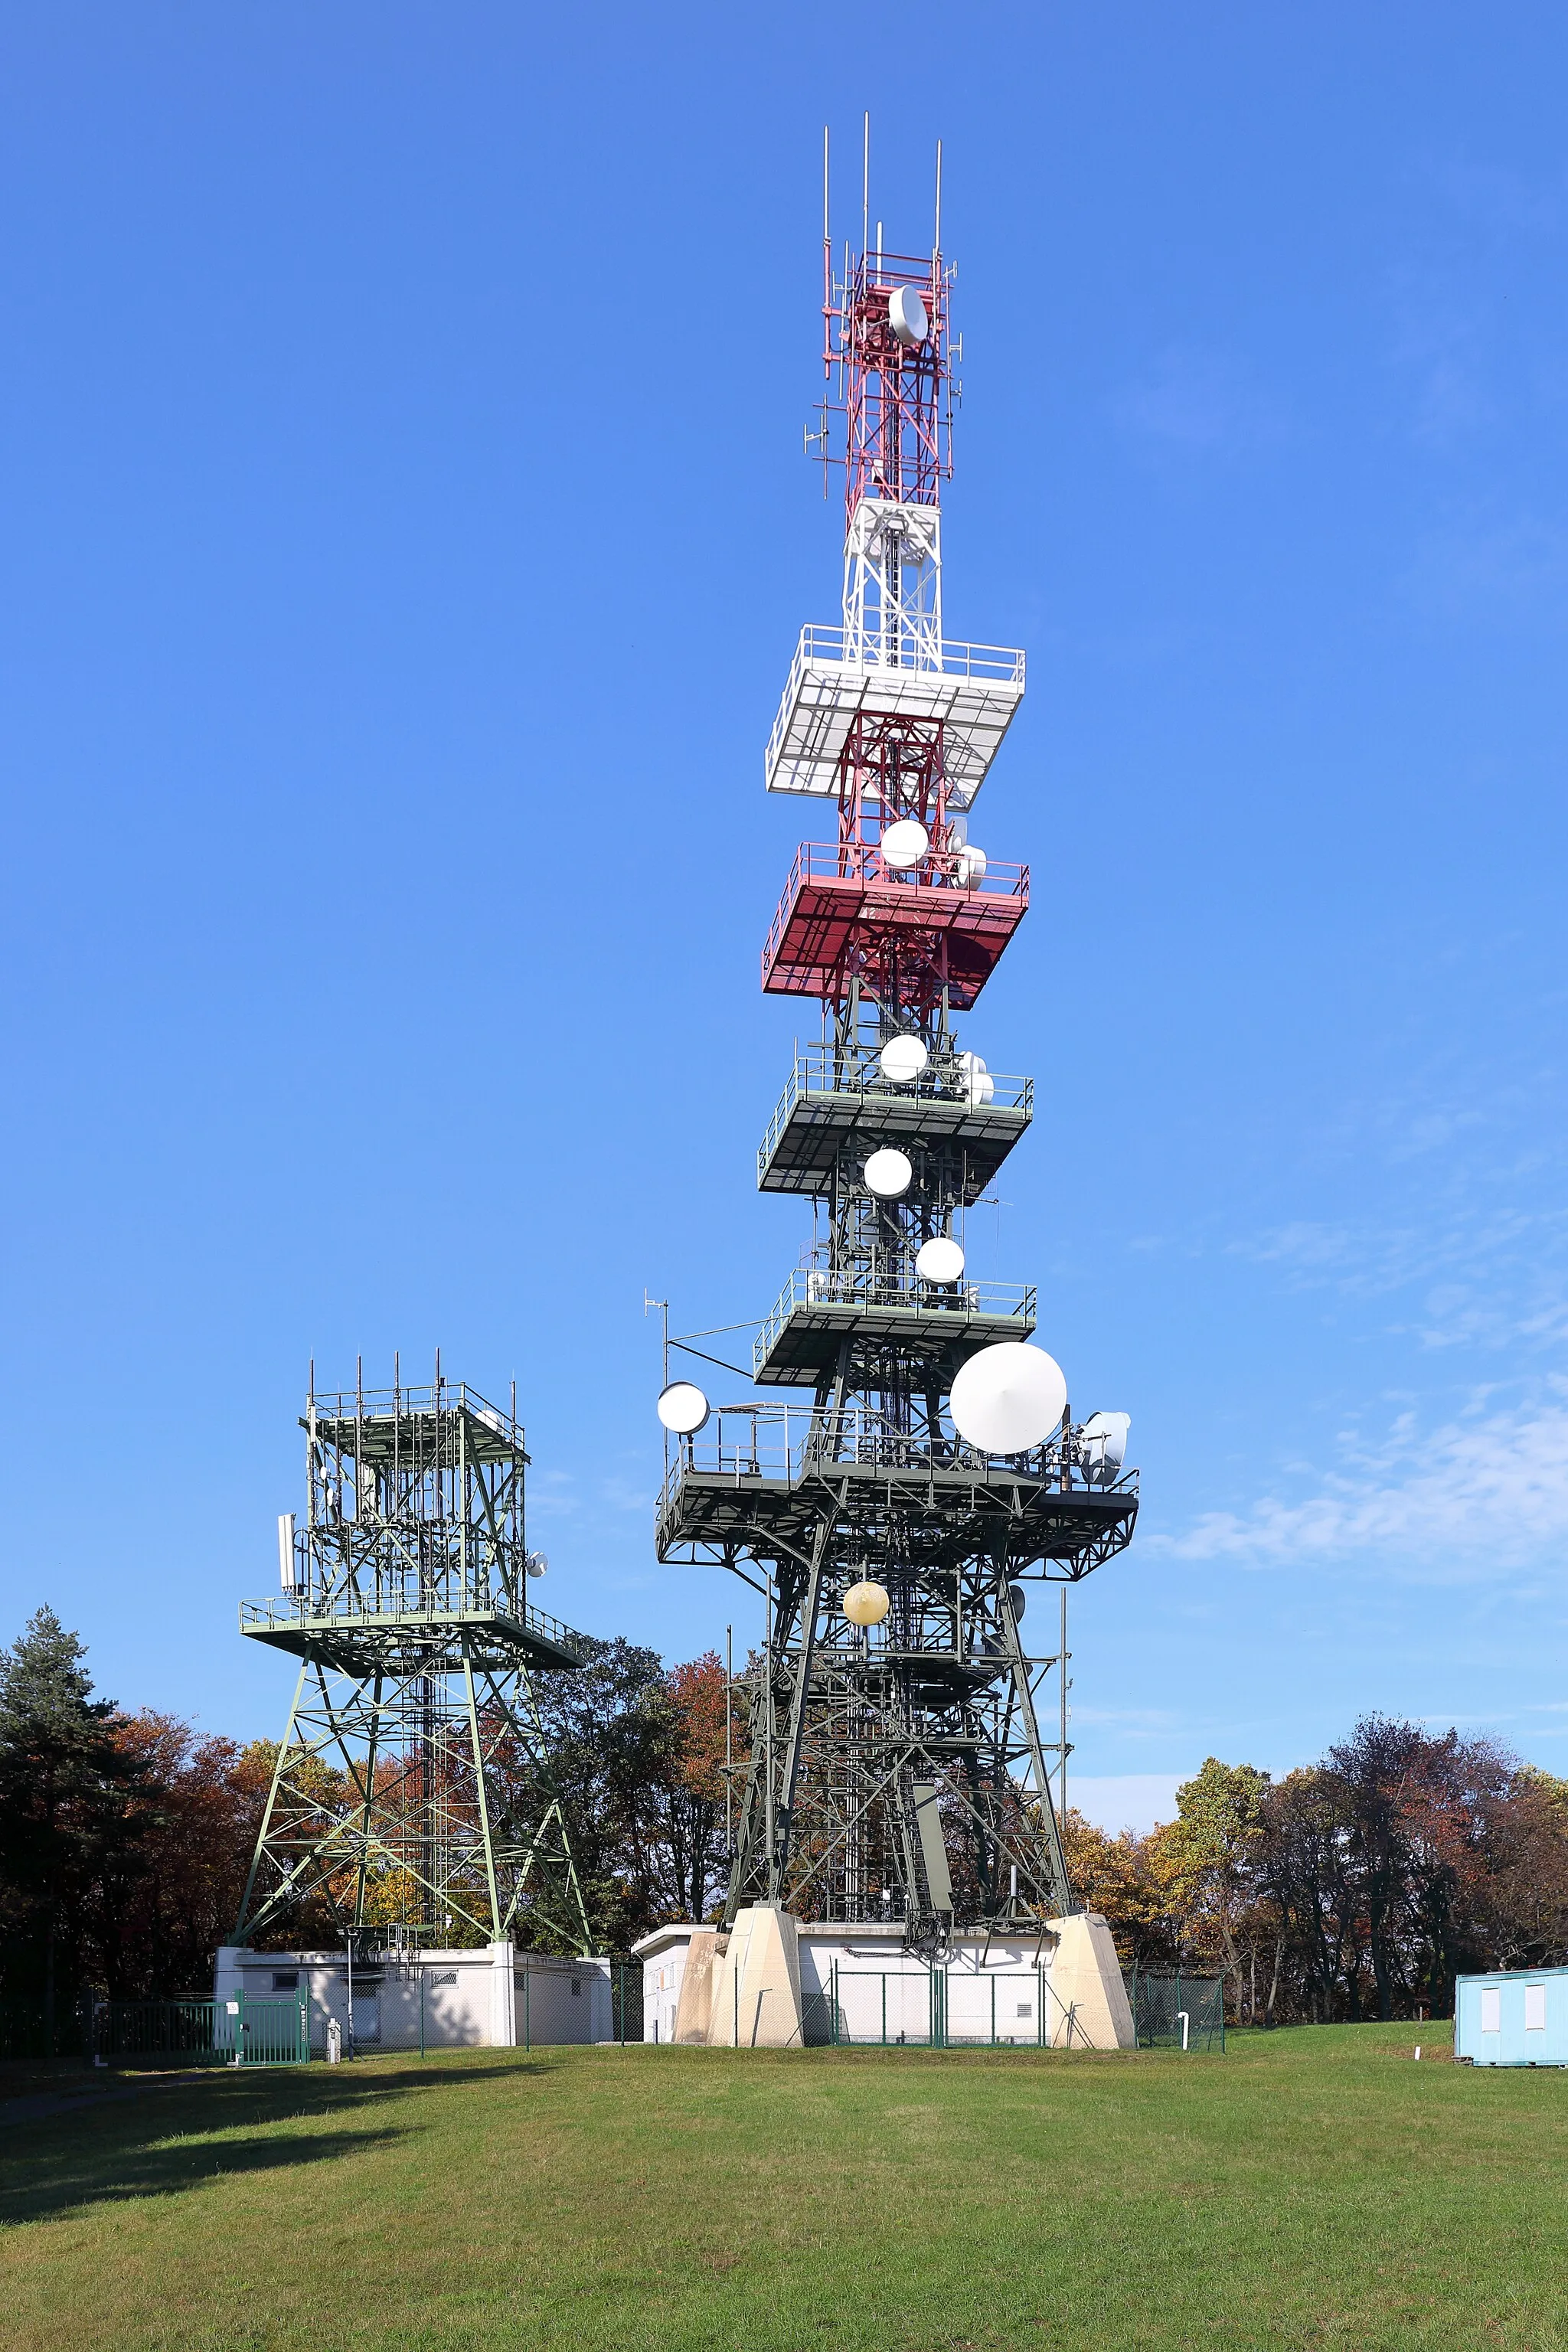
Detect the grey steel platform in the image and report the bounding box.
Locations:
[758,1050,1031,1199]
[753,1271,1036,1386]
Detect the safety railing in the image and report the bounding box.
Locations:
[240,1586,589,1661]
[759,1049,1031,1172]
[660,1401,1138,1511]
[755,1267,1034,1374]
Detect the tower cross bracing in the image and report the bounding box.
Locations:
[658,152,1138,1955]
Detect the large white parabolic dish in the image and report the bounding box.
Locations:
[888,286,929,347]
[657,1380,710,1436]
[949,1342,1067,1454]
[879,1033,929,1083]
[864,1147,913,1198]
[880,818,929,870]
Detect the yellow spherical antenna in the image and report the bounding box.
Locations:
[842,1579,890,1628]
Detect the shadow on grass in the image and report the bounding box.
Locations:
[1,2057,550,2229]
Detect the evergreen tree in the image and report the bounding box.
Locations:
[0,1607,145,2043]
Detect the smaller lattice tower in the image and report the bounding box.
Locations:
[234,1364,592,1952]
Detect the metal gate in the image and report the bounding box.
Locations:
[96,1994,309,2068]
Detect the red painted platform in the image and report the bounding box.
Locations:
[760,843,1029,1008]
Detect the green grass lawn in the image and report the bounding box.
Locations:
[2,2020,1566,2350]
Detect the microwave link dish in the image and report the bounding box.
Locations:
[880,818,929,870]
[657,1380,711,1436]
[956,844,988,887]
[887,286,929,347]
[956,1050,994,1109]
[949,1341,1068,1455]
[879,1033,930,1083]
[864,1147,913,1198]
[524,1550,548,1579]
[916,1235,965,1284]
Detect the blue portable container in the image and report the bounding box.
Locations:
[1455,1965,1568,2066]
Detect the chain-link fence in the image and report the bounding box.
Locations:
[1125,1971,1224,2053]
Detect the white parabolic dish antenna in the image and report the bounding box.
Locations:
[949,1342,1068,1454]
[956,1050,994,1109]
[956,843,988,886]
[524,1550,548,1579]
[916,1234,965,1284]
[657,1380,710,1436]
[888,286,929,347]
[864,1146,913,1198]
[880,818,929,870]
[879,1033,929,1083]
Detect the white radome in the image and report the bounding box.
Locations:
[955,1050,994,1109]
[955,843,988,887]
[879,1033,929,1083]
[656,1380,710,1436]
[949,1342,1068,1455]
[1080,1410,1131,1484]
[864,1147,913,1198]
[888,286,929,348]
[524,1550,549,1579]
[916,1235,966,1285]
[880,818,929,870]
[842,1579,891,1627]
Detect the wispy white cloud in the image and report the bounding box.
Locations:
[1156,1390,1568,1573]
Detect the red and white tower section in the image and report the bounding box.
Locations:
[656,176,1139,1972]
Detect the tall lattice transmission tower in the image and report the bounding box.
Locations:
[656,134,1138,1953]
[235,1364,593,1953]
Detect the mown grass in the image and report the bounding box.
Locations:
[2,2020,1565,2350]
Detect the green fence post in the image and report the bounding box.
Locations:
[420,1969,426,2060]
[524,1969,531,2053]
[991,1975,997,2047]
[881,1973,887,2047]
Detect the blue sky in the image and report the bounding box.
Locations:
[2,3,1566,1834]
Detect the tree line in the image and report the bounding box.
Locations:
[5,1603,1567,2037]
[1067,1722,1568,2022]
[0,1608,730,2042]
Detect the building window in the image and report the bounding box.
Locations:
[1525,1985,1547,2032]
[1481,1988,1501,2034]
[272,1971,299,1991]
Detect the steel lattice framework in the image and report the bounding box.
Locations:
[658,151,1138,1955]
[235,1372,593,1952]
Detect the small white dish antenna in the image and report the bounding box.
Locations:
[1080,1410,1131,1485]
[949,1342,1068,1455]
[916,1235,965,1284]
[524,1550,549,1579]
[879,1033,929,1083]
[888,286,929,347]
[956,1050,994,1109]
[880,818,929,870]
[947,815,969,848]
[843,1578,891,1626]
[657,1380,710,1436]
[864,1147,913,1198]
[956,843,988,887]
